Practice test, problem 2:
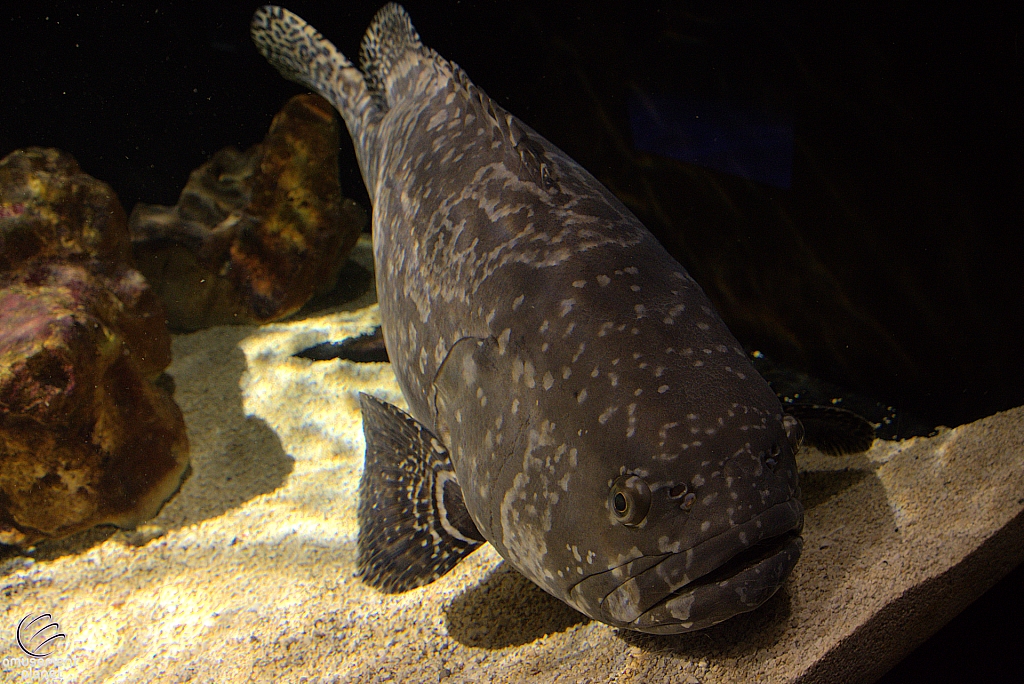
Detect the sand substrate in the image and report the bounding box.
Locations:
[2,277,1022,683]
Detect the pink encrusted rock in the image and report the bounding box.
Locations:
[0,147,189,548]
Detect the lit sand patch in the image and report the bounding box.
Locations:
[1,301,1022,683]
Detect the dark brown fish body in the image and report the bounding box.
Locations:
[253,3,803,633]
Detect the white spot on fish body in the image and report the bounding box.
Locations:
[597,275,611,286]
[512,294,525,311]
[462,354,478,385]
[658,385,670,393]
[497,328,511,355]
[658,536,681,553]
[512,357,524,384]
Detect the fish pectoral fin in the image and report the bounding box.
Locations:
[357,393,484,593]
[786,404,876,456]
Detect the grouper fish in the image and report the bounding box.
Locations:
[252,3,804,634]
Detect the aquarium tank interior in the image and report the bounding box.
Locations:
[1,1,1022,682]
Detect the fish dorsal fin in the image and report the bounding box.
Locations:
[359,3,423,110]
[358,2,501,131]
[357,393,484,593]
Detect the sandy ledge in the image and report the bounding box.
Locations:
[2,259,1022,682]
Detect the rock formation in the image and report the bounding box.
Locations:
[129,94,366,331]
[0,147,189,547]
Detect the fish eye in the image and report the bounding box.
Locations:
[609,475,651,526]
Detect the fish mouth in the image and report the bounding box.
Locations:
[571,499,803,634]
[628,530,803,634]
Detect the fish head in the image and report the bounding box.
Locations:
[557,386,805,634]
[473,253,806,635]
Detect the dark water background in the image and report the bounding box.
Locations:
[3,1,1022,680]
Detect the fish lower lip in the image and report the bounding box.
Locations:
[630,532,803,634]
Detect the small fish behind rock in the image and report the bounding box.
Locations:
[252,3,804,634]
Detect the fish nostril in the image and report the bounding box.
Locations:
[667,483,688,499]
[680,492,696,511]
[763,443,782,470]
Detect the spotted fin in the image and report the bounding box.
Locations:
[786,404,876,456]
[250,5,382,183]
[358,3,423,109]
[357,393,484,593]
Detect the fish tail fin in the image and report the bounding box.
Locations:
[359,3,428,109]
[251,6,381,168]
[357,393,484,593]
